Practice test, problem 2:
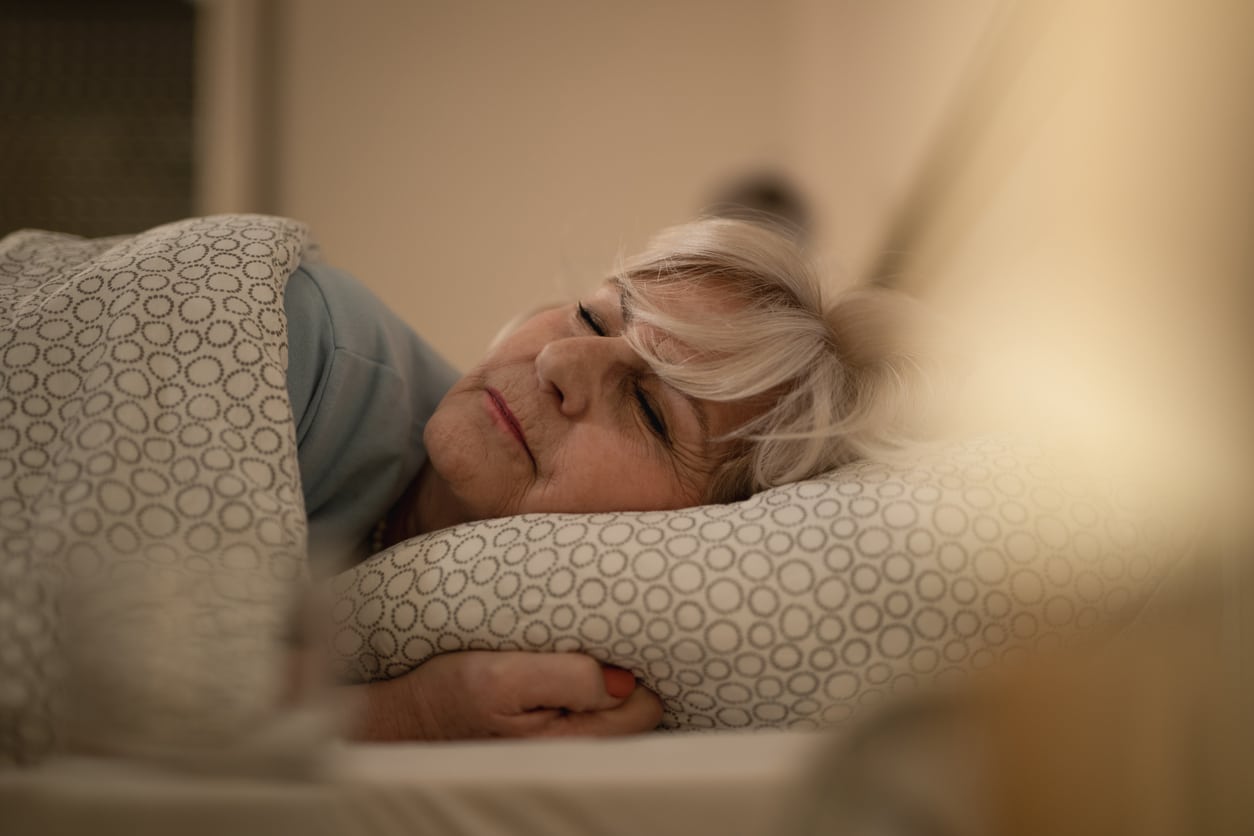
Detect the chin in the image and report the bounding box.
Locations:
[423,411,512,524]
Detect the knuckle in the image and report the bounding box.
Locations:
[567,653,601,680]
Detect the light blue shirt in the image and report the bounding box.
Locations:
[284,262,459,572]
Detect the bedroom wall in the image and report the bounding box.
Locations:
[261,0,788,369]
[779,0,1000,282]
[196,0,999,369]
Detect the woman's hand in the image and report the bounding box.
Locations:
[349,651,663,741]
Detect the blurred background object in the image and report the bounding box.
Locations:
[0,0,195,237]
[704,170,811,240]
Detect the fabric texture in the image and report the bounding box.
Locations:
[0,215,311,765]
[329,437,1175,731]
[283,262,459,571]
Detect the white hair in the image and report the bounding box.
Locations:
[616,217,937,502]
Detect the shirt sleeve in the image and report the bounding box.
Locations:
[283,265,334,443]
[283,262,459,572]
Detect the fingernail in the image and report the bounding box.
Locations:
[602,666,636,699]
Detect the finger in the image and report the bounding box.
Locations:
[602,666,637,699]
[540,685,664,737]
[488,652,630,714]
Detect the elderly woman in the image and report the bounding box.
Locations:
[287,217,926,741]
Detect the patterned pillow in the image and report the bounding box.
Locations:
[328,437,1172,730]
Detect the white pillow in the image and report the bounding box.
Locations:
[328,437,1172,730]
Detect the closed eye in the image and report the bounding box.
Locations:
[577,303,607,337]
[633,381,671,445]
[579,301,672,448]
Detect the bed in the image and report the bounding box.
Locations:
[0,730,827,836]
[0,215,1181,834]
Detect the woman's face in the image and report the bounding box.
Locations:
[417,282,755,528]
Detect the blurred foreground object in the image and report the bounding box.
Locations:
[791,542,1252,836]
[790,0,1252,830]
[861,0,1254,544]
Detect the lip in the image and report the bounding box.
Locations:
[485,387,535,465]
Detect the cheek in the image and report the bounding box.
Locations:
[421,401,471,481]
[423,393,493,485]
[423,391,535,518]
[537,434,701,513]
[422,401,454,456]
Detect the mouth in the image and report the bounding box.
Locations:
[485,387,536,467]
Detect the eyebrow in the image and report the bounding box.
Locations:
[612,279,710,446]
[610,277,634,325]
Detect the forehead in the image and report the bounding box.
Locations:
[588,280,700,368]
[598,275,742,318]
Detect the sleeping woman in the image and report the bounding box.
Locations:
[287,217,931,740]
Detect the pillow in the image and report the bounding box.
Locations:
[328,437,1174,730]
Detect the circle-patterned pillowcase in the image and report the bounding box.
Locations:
[328,437,1174,730]
[0,215,309,765]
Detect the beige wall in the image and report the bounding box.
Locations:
[781,0,1000,280]
[197,0,996,368]
[270,0,789,368]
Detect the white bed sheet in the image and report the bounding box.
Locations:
[0,730,829,836]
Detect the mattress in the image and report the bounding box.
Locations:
[0,730,829,836]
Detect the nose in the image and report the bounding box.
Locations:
[535,335,640,417]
